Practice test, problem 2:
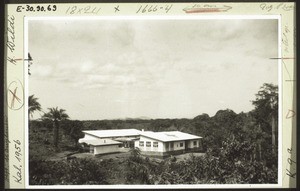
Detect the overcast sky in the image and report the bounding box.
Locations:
[28,18,278,120]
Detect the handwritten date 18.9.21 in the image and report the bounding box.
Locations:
[136,4,173,14]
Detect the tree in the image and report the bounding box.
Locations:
[61,120,84,147]
[28,95,42,120]
[42,107,69,148]
[251,83,278,154]
[126,147,150,184]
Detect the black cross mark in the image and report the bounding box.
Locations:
[7,57,17,65]
[9,87,22,109]
[114,5,120,12]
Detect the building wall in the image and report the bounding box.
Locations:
[187,139,199,149]
[93,145,120,155]
[134,136,164,152]
[135,136,193,153]
[164,140,186,152]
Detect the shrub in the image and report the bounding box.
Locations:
[29,158,108,185]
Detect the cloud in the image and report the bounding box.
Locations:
[29,19,278,120]
[80,61,95,73]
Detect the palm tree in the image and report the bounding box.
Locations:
[42,107,69,148]
[28,95,42,120]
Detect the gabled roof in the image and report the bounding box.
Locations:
[82,129,141,138]
[140,131,202,142]
[81,139,122,146]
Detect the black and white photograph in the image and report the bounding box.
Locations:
[27,17,279,186]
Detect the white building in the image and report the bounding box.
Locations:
[79,129,141,154]
[79,129,203,157]
[134,131,202,157]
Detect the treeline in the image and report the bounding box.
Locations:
[73,108,276,162]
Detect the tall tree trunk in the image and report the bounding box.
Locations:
[258,141,262,161]
[53,120,59,148]
[258,124,262,161]
[271,115,276,154]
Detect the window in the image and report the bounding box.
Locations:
[139,141,144,147]
[146,141,151,147]
[193,141,197,146]
[180,142,184,147]
[170,142,174,149]
[153,142,158,147]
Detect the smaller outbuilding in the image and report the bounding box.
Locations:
[78,129,141,155]
[80,139,122,155]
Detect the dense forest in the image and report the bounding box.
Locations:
[29,83,278,185]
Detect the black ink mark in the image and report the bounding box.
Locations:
[260,3,294,12]
[286,169,296,178]
[7,57,17,65]
[277,3,294,11]
[282,59,295,96]
[260,3,273,12]
[65,5,100,14]
[286,109,296,119]
[282,60,292,82]
[4,114,10,162]
[7,80,24,110]
[9,88,21,109]
[4,114,10,183]
[282,33,289,53]
[288,158,296,165]
[14,140,22,162]
[13,139,22,184]
[13,165,22,184]
[286,148,297,179]
[6,15,15,53]
[136,4,172,14]
[114,5,120,12]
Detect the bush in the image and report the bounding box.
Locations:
[29,158,108,185]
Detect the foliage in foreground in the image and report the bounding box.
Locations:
[29,140,277,185]
[124,144,277,185]
[29,158,108,185]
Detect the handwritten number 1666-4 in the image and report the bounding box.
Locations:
[136,4,173,14]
